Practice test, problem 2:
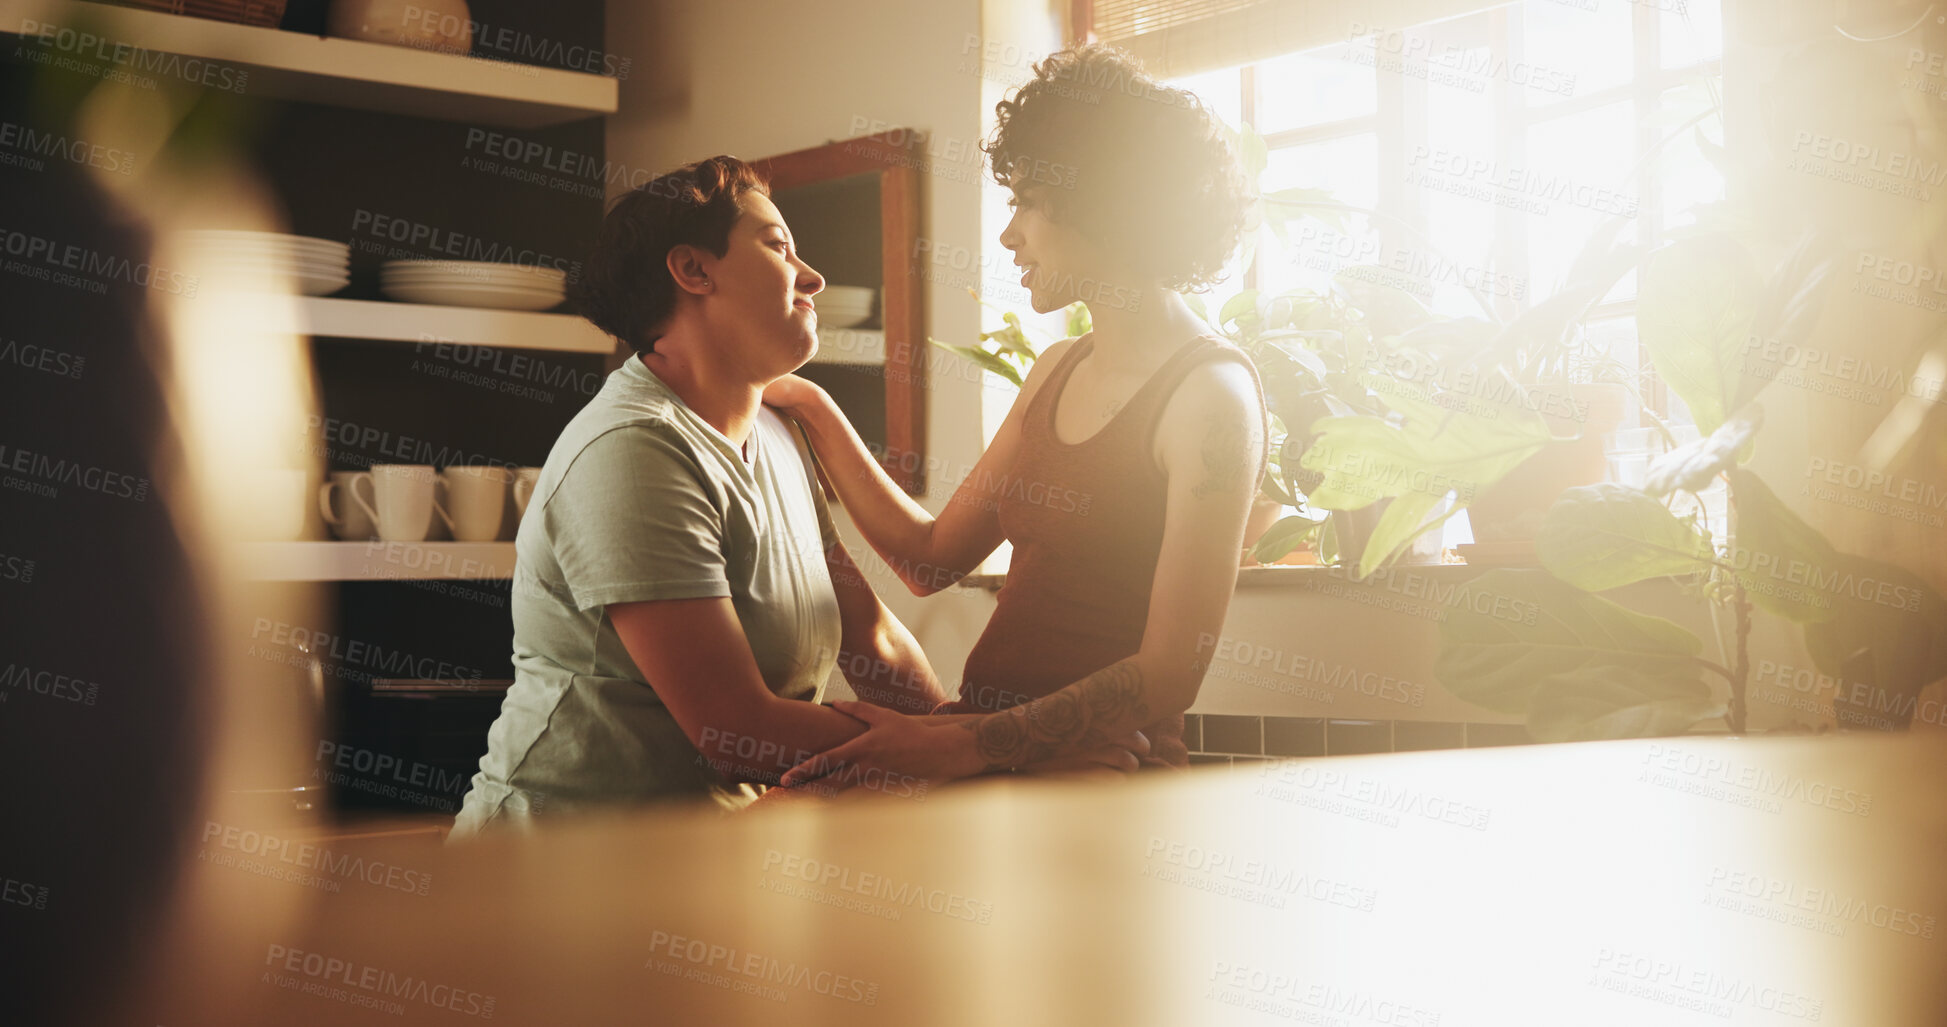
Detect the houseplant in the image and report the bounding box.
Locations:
[1435,229,1947,741]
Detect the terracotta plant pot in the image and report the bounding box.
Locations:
[1468,382,1631,543]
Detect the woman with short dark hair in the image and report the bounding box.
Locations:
[765,44,1267,785]
[452,156,951,833]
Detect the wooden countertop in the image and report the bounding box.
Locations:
[142,732,1947,1025]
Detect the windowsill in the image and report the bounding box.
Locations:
[956,561,1513,592]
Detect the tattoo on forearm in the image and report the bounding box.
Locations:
[964,660,1149,770]
[1192,419,1250,499]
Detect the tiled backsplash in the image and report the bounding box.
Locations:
[1183,714,1532,765]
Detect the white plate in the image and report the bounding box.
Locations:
[186,238,347,252]
[183,230,346,247]
[380,272,563,287]
[184,239,349,258]
[382,259,566,281]
[819,285,876,306]
[380,277,565,296]
[381,283,564,310]
[294,272,350,296]
[202,260,350,276]
[190,250,349,267]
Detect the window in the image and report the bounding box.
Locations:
[1173,0,1726,430]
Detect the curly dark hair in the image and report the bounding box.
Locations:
[569,155,769,353]
[984,43,1250,291]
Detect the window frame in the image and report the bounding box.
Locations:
[1181,2,1726,420]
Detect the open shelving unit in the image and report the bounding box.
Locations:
[19,1,618,128]
[239,541,516,581]
[268,296,613,352]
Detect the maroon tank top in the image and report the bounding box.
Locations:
[948,333,1264,769]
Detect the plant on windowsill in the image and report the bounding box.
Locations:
[1433,227,1947,742]
[929,288,1091,390]
[1191,282,1381,568]
[1204,115,1657,578]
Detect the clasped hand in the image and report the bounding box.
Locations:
[778,701,1150,794]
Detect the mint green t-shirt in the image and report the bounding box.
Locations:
[452,356,841,836]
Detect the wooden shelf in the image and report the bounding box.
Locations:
[293,297,613,353]
[20,2,617,128]
[240,541,515,581]
[810,327,886,366]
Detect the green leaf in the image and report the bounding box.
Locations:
[1804,574,1947,730]
[1064,301,1092,339]
[1258,472,1299,508]
[1253,331,1330,381]
[1637,236,1760,433]
[1734,233,1838,413]
[935,342,1024,387]
[1181,291,1210,324]
[1728,467,1947,722]
[1218,290,1260,331]
[1728,470,1843,623]
[1643,404,1763,497]
[1435,570,1711,738]
[1693,123,1734,182]
[987,323,1036,358]
[1529,684,1726,742]
[1331,270,1433,338]
[1299,360,1556,518]
[1536,484,1717,590]
[1250,515,1320,563]
[1299,404,1552,514]
[1355,490,1447,578]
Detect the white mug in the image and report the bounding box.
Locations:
[511,466,542,519]
[318,471,376,540]
[440,466,510,542]
[352,464,451,542]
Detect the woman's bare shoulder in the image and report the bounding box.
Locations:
[1012,335,1083,406]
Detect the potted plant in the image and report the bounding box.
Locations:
[1434,229,1947,740]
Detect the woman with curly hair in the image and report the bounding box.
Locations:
[764,43,1265,786]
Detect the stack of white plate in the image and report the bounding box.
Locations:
[380,260,568,311]
[179,230,350,296]
[816,285,876,328]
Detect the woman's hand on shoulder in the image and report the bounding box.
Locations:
[762,373,828,418]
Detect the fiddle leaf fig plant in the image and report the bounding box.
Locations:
[1533,483,1716,591]
[1434,569,1724,742]
[1438,228,1947,742]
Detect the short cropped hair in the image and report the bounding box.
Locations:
[570,155,769,353]
[983,44,1249,292]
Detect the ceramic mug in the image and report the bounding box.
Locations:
[511,466,542,519]
[318,471,376,540]
[351,464,452,542]
[439,466,509,542]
